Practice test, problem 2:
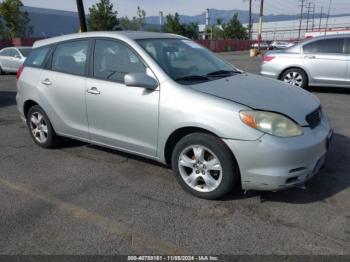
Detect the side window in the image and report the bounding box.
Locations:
[25,46,50,68]
[0,49,12,56]
[303,38,344,54]
[93,39,146,83]
[52,40,88,76]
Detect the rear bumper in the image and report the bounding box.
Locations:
[223,120,332,191]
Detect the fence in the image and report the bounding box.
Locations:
[196,39,256,52]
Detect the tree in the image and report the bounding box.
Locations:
[165,13,198,39]
[120,6,146,31]
[222,13,248,40]
[87,0,119,31]
[165,13,182,35]
[0,0,32,39]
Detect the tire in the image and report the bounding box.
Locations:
[0,66,4,75]
[171,133,239,200]
[281,68,308,89]
[26,105,61,148]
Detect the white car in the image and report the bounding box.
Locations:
[270,41,294,50]
[251,42,270,49]
[0,46,32,74]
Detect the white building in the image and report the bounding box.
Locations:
[246,15,350,40]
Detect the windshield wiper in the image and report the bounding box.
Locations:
[206,70,241,76]
[175,75,210,82]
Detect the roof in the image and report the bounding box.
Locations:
[33,31,186,48]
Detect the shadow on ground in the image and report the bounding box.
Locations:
[58,131,350,205]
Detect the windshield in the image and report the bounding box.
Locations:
[18,48,32,57]
[136,38,240,85]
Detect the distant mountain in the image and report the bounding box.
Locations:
[22,6,350,37]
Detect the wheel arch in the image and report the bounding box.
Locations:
[23,99,39,118]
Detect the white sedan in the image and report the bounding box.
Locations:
[0,46,32,74]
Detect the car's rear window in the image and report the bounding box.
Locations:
[24,46,50,68]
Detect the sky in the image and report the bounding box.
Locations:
[15,0,350,17]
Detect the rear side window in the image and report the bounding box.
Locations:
[303,38,344,54]
[52,40,88,76]
[25,46,50,67]
[0,49,13,57]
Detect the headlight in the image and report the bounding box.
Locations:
[239,110,303,137]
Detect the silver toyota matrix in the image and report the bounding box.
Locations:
[16,32,333,199]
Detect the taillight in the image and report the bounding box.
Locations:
[16,64,25,81]
[263,55,275,63]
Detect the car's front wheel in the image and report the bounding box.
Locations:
[281,68,308,89]
[172,133,239,199]
[26,105,61,148]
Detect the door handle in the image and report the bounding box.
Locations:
[41,78,52,85]
[304,55,316,59]
[87,87,100,95]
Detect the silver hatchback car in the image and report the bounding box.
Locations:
[16,32,332,199]
[260,34,350,88]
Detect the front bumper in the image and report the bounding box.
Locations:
[224,120,332,191]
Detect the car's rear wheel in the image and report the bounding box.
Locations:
[27,105,61,148]
[281,68,308,89]
[171,133,239,200]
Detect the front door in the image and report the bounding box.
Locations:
[302,38,347,86]
[85,39,159,157]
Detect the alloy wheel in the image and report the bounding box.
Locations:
[29,112,48,144]
[178,145,223,192]
[283,72,303,87]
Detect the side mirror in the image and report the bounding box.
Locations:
[14,54,21,59]
[124,72,158,90]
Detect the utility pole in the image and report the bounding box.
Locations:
[257,0,264,51]
[311,1,316,31]
[306,1,311,32]
[325,0,332,34]
[248,0,252,40]
[76,0,87,32]
[298,0,305,40]
[319,7,323,30]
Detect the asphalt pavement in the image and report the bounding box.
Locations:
[0,52,349,255]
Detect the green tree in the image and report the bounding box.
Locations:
[0,0,32,39]
[120,6,146,31]
[222,13,248,40]
[87,0,119,31]
[165,13,198,39]
[165,13,182,34]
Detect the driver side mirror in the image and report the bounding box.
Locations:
[14,54,21,59]
[124,73,158,90]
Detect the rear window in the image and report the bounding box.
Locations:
[303,38,344,54]
[24,46,50,68]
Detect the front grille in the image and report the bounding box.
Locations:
[306,107,321,129]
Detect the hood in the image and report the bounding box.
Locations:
[189,73,320,126]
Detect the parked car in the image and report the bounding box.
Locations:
[269,41,294,50]
[0,46,32,74]
[260,34,350,88]
[251,41,270,50]
[16,32,332,199]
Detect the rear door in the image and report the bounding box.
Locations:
[0,48,13,71]
[9,49,24,71]
[38,39,90,139]
[302,38,346,86]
